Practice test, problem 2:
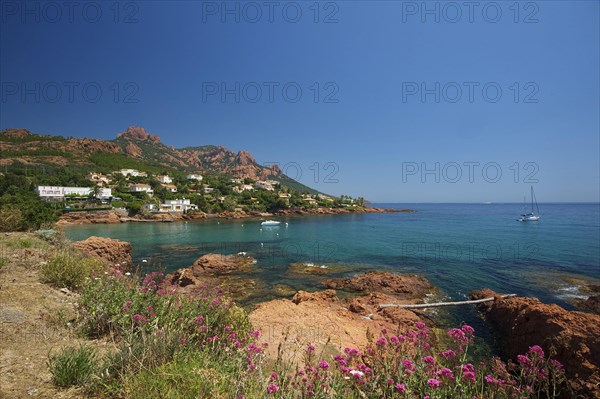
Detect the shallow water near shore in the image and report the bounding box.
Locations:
[63,203,600,345]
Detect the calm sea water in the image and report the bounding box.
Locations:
[63,203,600,334]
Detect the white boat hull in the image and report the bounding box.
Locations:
[518,215,540,222]
[261,220,281,226]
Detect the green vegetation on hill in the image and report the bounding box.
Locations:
[0,171,61,231]
[90,152,170,175]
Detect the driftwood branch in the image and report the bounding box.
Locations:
[378,294,516,310]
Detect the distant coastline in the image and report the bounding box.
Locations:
[55,206,415,225]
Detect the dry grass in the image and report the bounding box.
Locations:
[0,232,108,399]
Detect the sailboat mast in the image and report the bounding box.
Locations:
[531,186,534,213]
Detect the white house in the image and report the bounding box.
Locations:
[161,184,178,193]
[303,194,318,206]
[187,174,203,181]
[86,173,111,186]
[317,194,334,202]
[255,180,276,191]
[203,187,214,194]
[36,186,111,200]
[145,198,197,213]
[129,184,154,196]
[156,175,172,184]
[230,178,242,184]
[117,169,147,177]
[233,184,254,193]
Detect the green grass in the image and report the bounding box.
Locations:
[0,257,7,269]
[40,252,105,290]
[48,345,98,387]
[122,349,261,399]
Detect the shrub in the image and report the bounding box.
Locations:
[48,345,98,387]
[41,252,105,290]
[75,271,259,395]
[18,238,32,248]
[0,205,23,231]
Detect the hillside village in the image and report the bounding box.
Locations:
[34,168,356,216]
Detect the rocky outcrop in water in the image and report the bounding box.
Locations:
[581,295,600,315]
[72,236,132,269]
[167,253,256,285]
[189,253,256,275]
[470,289,600,399]
[322,271,435,300]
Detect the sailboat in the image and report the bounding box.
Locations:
[517,186,540,222]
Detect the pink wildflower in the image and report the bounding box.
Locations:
[266,384,278,394]
[440,349,456,360]
[462,371,476,383]
[423,355,435,364]
[427,378,441,388]
[528,345,545,358]
[318,360,330,370]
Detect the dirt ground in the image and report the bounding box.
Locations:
[0,233,103,399]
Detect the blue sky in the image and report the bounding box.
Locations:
[1,1,598,202]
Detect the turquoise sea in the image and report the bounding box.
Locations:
[63,203,600,335]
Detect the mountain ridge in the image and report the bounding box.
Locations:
[0,126,290,184]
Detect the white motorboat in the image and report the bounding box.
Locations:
[261,220,281,226]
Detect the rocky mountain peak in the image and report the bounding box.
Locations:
[235,150,257,166]
[1,128,33,139]
[117,126,161,144]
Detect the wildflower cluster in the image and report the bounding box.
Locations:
[69,271,566,398]
[264,322,566,399]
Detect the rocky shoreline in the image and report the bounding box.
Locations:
[10,232,596,398]
[55,206,412,225]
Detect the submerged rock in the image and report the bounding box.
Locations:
[72,236,132,269]
[272,284,297,297]
[288,262,331,276]
[470,289,600,399]
[581,295,600,315]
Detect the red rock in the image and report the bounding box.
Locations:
[470,289,600,399]
[292,289,338,304]
[323,271,434,300]
[348,298,368,314]
[190,253,255,275]
[57,210,122,224]
[124,141,142,157]
[72,236,132,269]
